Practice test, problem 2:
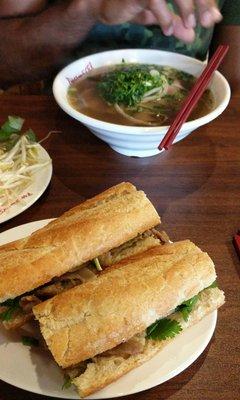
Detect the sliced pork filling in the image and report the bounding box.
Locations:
[0,230,169,329]
[64,285,224,386]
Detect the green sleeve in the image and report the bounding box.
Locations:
[220,0,240,25]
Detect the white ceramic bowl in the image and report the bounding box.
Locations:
[53,49,231,157]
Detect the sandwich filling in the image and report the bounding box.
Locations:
[0,229,168,329]
[64,283,224,395]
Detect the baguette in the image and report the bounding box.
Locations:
[0,182,160,303]
[33,240,216,369]
[1,231,162,330]
[73,287,225,397]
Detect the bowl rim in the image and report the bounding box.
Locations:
[53,49,231,135]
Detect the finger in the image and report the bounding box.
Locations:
[132,9,195,44]
[195,0,222,28]
[132,9,159,25]
[174,0,196,28]
[99,0,148,24]
[172,15,195,43]
[148,0,174,36]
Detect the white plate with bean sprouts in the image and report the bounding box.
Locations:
[0,116,52,223]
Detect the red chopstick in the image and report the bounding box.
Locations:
[233,231,240,260]
[159,45,229,151]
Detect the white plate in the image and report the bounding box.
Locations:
[0,146,52,224]
[0,220,217,399]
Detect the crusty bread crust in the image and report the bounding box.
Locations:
[73,287,225,397]
[2,233,161,331]
[33,240,216,368]
[0,182,160,302]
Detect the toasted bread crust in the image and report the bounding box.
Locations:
[33,240,216,368]
[73,287,225,397]
[0,182,160,302]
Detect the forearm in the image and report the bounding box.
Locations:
[0,1,98,88]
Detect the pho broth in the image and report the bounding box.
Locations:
[67,64,214,127]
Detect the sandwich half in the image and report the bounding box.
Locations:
[33,240,225,397]
[0,182,161,329]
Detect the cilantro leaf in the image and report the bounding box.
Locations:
[207,280,218,289]
[1,116,24,135]
[97,64,166,107]
[22,336,39,347]
[62,376,72,390]
[0,116,24,145]
[176,295,199,322]
[146,318,182,340]
[0,298,21,321]
[0,130,16,142]
[0,116,38,150]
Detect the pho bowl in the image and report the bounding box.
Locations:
[53,49,231,158]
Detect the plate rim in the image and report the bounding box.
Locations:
[0,220,218,399]
[0,145,52,224]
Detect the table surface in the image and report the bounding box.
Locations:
[0,93,239,400]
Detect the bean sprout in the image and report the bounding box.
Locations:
[0,135,51,209]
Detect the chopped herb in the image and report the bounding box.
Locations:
[92,257,103,271]
[0,116,37,150]
[0,298,21,321]
[21,336,39,347]
[97,64,167,107]
[62,376,72,390]
[176,294,199,322]
[1,116,24,134]
[146,318,182,340]
[207,280,218,289]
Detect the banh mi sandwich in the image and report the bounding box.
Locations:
[33,240,225,397]
[0,182,164,330]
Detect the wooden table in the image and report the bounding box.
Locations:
[0,93,239,400]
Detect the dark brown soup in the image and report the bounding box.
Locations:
[67,64,214,127]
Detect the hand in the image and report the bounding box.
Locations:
[92,0,222,43]
[0,0,47,17]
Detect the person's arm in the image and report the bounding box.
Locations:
[0,1,99,88]
[0,0,222,88]
[0,0,47,17]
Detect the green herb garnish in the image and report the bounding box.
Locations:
[176,295,199,322]
[92,257,102,271]
[97,64,166,107]
[21,336,39,347]
[62,376,72,390]
[0,298,21,321]
[0,116,24,139]
[207,280,218,289]
[146,318,182,340]
[0,116,37,150]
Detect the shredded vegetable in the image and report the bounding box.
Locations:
[92,257,103,271]
[0,116,52,212]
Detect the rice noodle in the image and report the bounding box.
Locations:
[171,82,186,91]
[114,104,156,126]
[140,94,164,104]
[143,75,169,99]
[143,86,165,98]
